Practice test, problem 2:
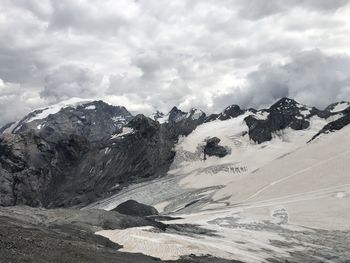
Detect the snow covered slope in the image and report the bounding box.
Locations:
[1,98,93,134]
[93,100,350,262]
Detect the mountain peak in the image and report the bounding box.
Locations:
[271,97,300,109]
[168,106,187,123]
[1,99,133,141]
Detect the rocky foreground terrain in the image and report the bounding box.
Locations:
[0,206,238,263]
[1,97,350,262]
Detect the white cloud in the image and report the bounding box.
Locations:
[0,79,46,124]
[0,0,350,124]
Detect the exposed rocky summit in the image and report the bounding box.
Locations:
[112,200,159,217]
[243,98,350,144]
[7,99,132,142]
[244,98,312,144]
[217,105,245,121]
[164,107,206,139]
[205,105,245,122]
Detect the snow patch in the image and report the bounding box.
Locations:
[25,98,92,124]
[96,226,283,262]
[330,102,350,113]
[155,114,170,124]
[191,109,204,120]
[254,111,269,120]
[300,110,310,117]
[112,116,126,122]
[85,105,96,110]
[2,121,20,134]
[36,123,45,129]
[111,127,134,139]
[327,113,344,122]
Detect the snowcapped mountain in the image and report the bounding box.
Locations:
[150,107,206,124]
[1,97,350,262]
[1,98,133,141]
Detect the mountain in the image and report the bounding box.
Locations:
[205,104,245,122]
[1,97,350,262]
[0,100,206,208]
[2,98,132,140]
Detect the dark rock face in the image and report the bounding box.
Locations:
[13,100,133,142]
[0,131,93,207]
[2,118,175,207]
[0,102,206,208]
[244,98,350,144]
[245,98,313,144]
[218,105,245,121]
[203,137,230,158]
[310,108,350,141]
[205,105,245,122]
[150,107,206,138]
[112,200,159,217]
[205,113,219,122]
[127,114,159,137]
[168,107,188,123]
[163,108,206,139]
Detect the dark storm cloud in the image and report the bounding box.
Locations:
[213,50,350,110]
[0,0,349,125]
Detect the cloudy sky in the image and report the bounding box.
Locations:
[1,0,350,124]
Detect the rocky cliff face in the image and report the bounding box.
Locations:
[205,105,245,122]
[244,98,349,144]
[7,100,132,141]
[0,100,206,208]
[310,106,350,141]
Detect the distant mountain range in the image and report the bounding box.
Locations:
[1,97,349,208]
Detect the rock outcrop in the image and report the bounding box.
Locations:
[243,98,350,144]
[112,200,159,217]
[205,105,245,122]
[203,137,230,159]
[244,98,313,144]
